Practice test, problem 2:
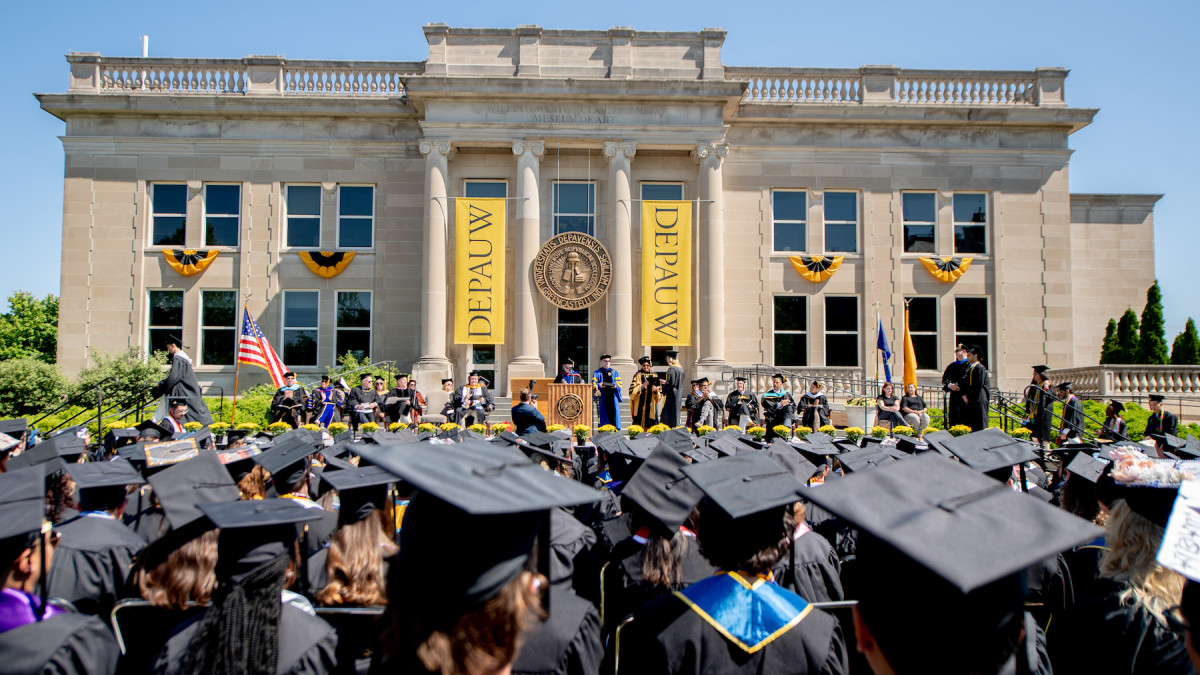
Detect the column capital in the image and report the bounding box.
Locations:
[693,142,728,165]
[418,139,453,157]
[603,141,637,160]
[511,140,545,158]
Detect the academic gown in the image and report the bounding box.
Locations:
[1044,538,1108,622]
[512,586,603,675]
[761,390,796,437]
[272,385,310,426]
[772,527,844,605]
[601,533,716,631]
[629,372,662,428]
[798,393,830,430]
[308,386,343,427]
[1058,395,1085,440]
[0,610,120,675]
[941,359,968,428]
[592,368,623,429]
[123,486,168,543]
[660,366,685,428]
[1025,384,1053,442]
[960,361,990,431]
[725,391,760,428]
[152,603,338,675]
[152,351,212,425]
[48,514,147,617]
[1145,409,1180,438]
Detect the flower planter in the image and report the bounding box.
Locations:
[843,406,875,430]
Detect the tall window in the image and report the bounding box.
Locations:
[336,291,371,361]
[464,180,507,199]
[285,185,321,248]
[955,297,989,366]
[553,183,595,235]
[151,184,186,246]
[772,191,806,252]
[200,290,237,366]
[824,192,858,253]
[282,291,319,366]
[773,296,807,366]
[902,192,936,253]
[953,193,987,254]
[825,296,860,367]
[338,186,374,248]
[641,183,684,201]
[148,290,183,354]
[904,297,938,370]
[471,345,496,389]
[204,184,240,247]
[557,308,588,374]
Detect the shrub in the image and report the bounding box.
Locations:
[747,426,767,440]
[0,358,68,418]
[818,424,837,435]
[71,347,168,405]
[626,425,644,438]
[892,425,915,437]
[844,427,864,443]
[949,425,972,437]
[871,426,889,439]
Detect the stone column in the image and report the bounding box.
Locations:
[695,143,728,376]
[507,140,547,387]
[604,141,637,375]
[413,139,453,386]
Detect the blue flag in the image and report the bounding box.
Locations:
[876,318,892,383]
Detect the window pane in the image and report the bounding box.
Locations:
[955,298,988,333]
[825,223,857,253]
[902,193,935,222]
[775,334,808,367]
[201,328,235,365]
[153,217,186,246]
[825,192,856,222]
[335,330,370,362]
[149,329,176,355]
[205,217,239,247]
[906,297,937,333]
[558,308,588,324]
[149,291,183,327]
[774,296,806,332]
[650,346,673,366]
[558,325,588,373]
[554,183,594,214]
[904,225,935,253]
[284,292,319,329]
[955,334,989,367]
[339,187,373,216]
[773,191,806,221]
[912,334,938,371]
[554,215,593,235]
[465,182,507,198]
[825,297,858,332]
[642,184,684,201]
[773,223,806,252]
[287,218,320,248]
[284,330,319,366]
[339,219,373,247]
[954,225,986,254]
[337,292,371,328]
[473,345,496,363]
[153,184,187,214]
[826,334,858,367]
[206,185,240,215]
[287,185,321,216]
[202,291,236,326]
[954,194,987,223]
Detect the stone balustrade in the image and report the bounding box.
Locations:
[1048,366,1200,397]
[723,68,862,103]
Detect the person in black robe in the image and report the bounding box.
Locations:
[270,372,310,428]
[0,466,120,675]
[798,381,831,430]
[941,344,968,429]
[553,358,585,384]
[659,351,685,428]
[438,378,462,423]
[959,345,990,431]
[1145,394,1179,438]
[628,357,662,429]
[459,371,495,427]
[345,374,380,430]
[725,377,761,430]
[384,374,416,423]
[151,335,212,426]
[772,501,843,605]
[1024,366,1053,447]
[1055,382,1085,443]
[761,373,797,439]
[48,459,148,617]
[1098,400,1129,441]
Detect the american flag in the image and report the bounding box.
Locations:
[238,307,289,387]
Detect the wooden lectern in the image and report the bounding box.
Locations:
[507,377,593,429]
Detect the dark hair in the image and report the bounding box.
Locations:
[1181,579,1200,637]
[696,500,792,575]
[1060,471,1104,526]
[0,533,37,573]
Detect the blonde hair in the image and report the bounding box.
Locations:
[1100,500,1185,622]
[134,528,219,610]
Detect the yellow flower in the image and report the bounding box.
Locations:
[417,423,436,433]
[547,424,566,432]
[870,425,890,438]
[301,424,321,431]
[648,424,670,435]
[389,422,410,431]
[627,425,645,437]
[793,426,812,439]
[747,426,767,440]
[892,425,915,437]
[818,425,836,434]
[949,425,973,437]
[210,422,231,432]
[696,425,716,436]
[598,425,617,433]
[772,424,791,436]
[235,422,260,431]
[469,424,486,433]
[328,423,349,434]
[183,421,203,431]
[439,423,459,432]
[360,422,380,432]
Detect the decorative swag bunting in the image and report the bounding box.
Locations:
[789,255,844,283]
[919,256,974,283]
[162,249,219,276]
[298,251,356,278]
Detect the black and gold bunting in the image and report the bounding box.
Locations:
[162,249,219,276]
[919,256,974,283]
[788,255,844,283]
[298,251,356,278]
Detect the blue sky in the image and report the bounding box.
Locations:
[2,0,1196,343]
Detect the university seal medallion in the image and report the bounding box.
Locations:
[533,232,613,309]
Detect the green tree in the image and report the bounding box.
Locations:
[1115,308,1140,364]
[0,358,68,418]
[0,291,58,363]
[71,348,169,408]
[1171,318,1200,365]
[1100,318,1120,364]
[1136,280,1169,365]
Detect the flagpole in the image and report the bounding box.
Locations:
[874,302,881,384]
[231,304,247,424]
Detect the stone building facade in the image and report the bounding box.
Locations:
[38,25,1160,395]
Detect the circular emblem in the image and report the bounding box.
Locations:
[533,233,613,309]
[556,393,585,421]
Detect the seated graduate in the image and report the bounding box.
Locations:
[48,458,148,617]
[271,372,309,428]
[0,466,120,675]
[160,397,189,436]
[438,378,461,423]
[803,453,1104,675]
[316,467,398,607]
[620,450,848,674]
[1044,453,1112,622]
[511,388,548,436]
[151,499,338,674]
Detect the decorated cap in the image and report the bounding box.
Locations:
[168,397,188,408]
[681,450,805,520]
[147,452,241,530]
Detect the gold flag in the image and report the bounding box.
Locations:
[903,305,919,390]
[454,198,506,345]
[641,200,692,346]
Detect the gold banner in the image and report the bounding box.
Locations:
[454,198,506,344]
[641,200,692,346]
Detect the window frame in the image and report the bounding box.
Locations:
[552,181,596,236]
[463,180,509,199]
[823,191,859,254]
[771,189,807,254]
[199,289,239,367]
[202,183,242,248]
[952,192,989,255]
[281,290,321,367]
[823,295,860,367]
[336,184,376,249]
[334,290,373,364]
[901,191,938,254]
[772,295,809,367]
[954,296,991,367]
[149,183,187,247]
[556,307,589,375]
[147,289,184,355]
[640,182,685,201]
[284,184,323,249]
[903,296,939,371]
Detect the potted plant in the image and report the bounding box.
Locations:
[301,423,321,431]
[844,427,864,444]
[184,421,203,432]
[1010,427,1033,440]
[328,422,349,436]
[597,424,617,433]
[696,425,716,436]
[626,425,644,438]
[793,425,812,440]
[389,422,409,431]
[843,397,876,430]
[818,424,837,435]
[747,426,767,441]
[648,424,670,435]
[235,422,259,431]
[772,424,791,440]
[267,421,292,435]
[360,422,380,433]
[724,425,740,432]
[573,425,591,443]
[949,425,973,437]
[416,423,436,434]
[546,424,566,432]
[870,425,889,440]
[892,425,915,437]
[491,422,511,435]
[209,422,231,441]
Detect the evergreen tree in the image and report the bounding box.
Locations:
[1171,318,1200,365]
[1136,280,1169,365]
[1115,308,1140,364]
[1100,318,1120,364]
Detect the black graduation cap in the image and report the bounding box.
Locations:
[637,356,652,365]
[0,466,47,541]
[664,350,679,359]
[215,446,259,483]
[792,432,841,465]
[683,443,720,463]
[621,445,705,534]
[598,354,612,361]
[147,452,241,530]
[0,418,28,438]
[1149,394,1166,403]
[438,427,463,442]
[441,378,453,385]
[1109,400,1125,414]
[681,450,805,520]
[521,432,559,450]
[1112,480,1182,527]
[837,446,896,473]
[919,430,957,459]
[879,444,915,462]
[320,466,396,525]
[764,439,819,482]
[65,457,146,489]
[252,431,322,488]
[168,397,188,408]
[31,431,87,459]
[940,428,1039,475]
[5,431,89,474]
[1152,433,1187,451]
[1066,453,1110,484]
[491,430,524,447]
[706,434,742,457]
[1031,365,1049,373]
[656,427,693,454]
[103,427,140,451]
[135,420,174,441]
[199,498,329,583]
